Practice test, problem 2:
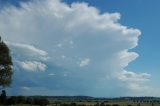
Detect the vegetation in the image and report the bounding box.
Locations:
[1,96,49,105]
[0,95,160,105]
[0,36,13,88]
[0,36,13,105]
[47,96,160,106]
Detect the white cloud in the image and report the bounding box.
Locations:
[21,86,30,91]
[5,42,49,72]
[63,74,68,77]
[0,0,152,96]
[127,83,149,91]
[6,42,49,61]
[16,61,47,71]
[49,73,55,76]
[79,58,91,67]
[118,50,139,67]
[116,70,151,92]
[119,70,151,82]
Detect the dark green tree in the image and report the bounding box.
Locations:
[0,36,13,88]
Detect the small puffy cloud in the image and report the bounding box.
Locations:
[118,50,139,67]
[5,42,49,72]
[49,73,55,76]
[117,70,151,91]
[79,58,91,67]
[119,70,151,82]
[127,83,149,92]
[6,42,49,61]
[63,74,68,77]
[21,86,30,91]
[16,61,47,72]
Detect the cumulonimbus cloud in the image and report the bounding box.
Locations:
[0,0,152,96]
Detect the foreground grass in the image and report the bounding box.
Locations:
[49,100,159,106]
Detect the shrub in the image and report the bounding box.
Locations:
[17,96,26,104]
[94,102,99,106]
[60,103,69,106]
[100,102,105,106]
[33,98,49,105]
[78,104,86,106]
[112,104,119,106]
[26,97,33,104]
[6,96,17,105]
[70,102,77,106]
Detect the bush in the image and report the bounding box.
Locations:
[100,102,105,106]
[78,104,86,106]
[5,96,49,105]
[40,98,49,105]
[17,96,26,104]
[6,97,17,105]
[137,103,141,106]
[33,98,49,105]
[94,102,99,106]
[70,102,77,106]
[26,97,33,104]
[60,103,69,106]
[112,104,119,106]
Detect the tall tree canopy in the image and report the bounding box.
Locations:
[0,36,13,88]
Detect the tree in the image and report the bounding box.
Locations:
[100,102,105,106]
[0,90,6,104]
[0,36,13,88]
[33,98,49,105]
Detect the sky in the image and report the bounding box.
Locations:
[0,0,160,97]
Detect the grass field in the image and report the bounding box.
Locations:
[1,96,160,106]
[49,99,159,106]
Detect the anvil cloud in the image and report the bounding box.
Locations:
[0,0,151,96]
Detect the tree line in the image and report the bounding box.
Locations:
[0,96,49,105]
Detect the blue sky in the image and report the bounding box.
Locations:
[0,0,160,97]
